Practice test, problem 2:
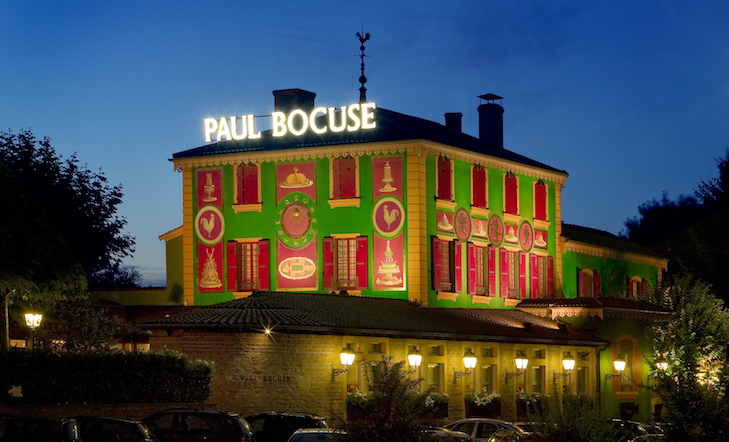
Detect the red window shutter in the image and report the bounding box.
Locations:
[432,237,443,290]
[578,270,585,297]
[227,241,239,292]
[236,165,245,205]
[530,254,539,299]
[323,237,335,291]
[505,174,518,214]
[641,278,648,297]
[627,276,634,298]
[547,256,554,296]
[500,248,509,298]
[535,181,547,220]
[355,236,368,290]
[488,246,497,297]
[467,243,477,295]
[341,157,356,199]
[594,272,601,298]
[332,158,341,200]
[473,167,486,208]
[258,240,270,290]
[454,241,462,293]
[243,164,258,204]
[518,251,526,298]
[437,156,451,200]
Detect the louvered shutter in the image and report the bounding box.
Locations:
[505,174,518,214]
[258,240,270,290]
[227,241,239,292]
[341,157,356,199]
[437,156,451,200]
[530,254,539,299]
[500,248,509,298]
[518,251,526,298]
[432,237,443,290]
[594,272,601,298]
[488,246,497,297]
[627,276,634,298]
[473,167,486,208]
[535,181,547,220]
[547,256,554,296]
[467,243,477,295]
[454,241,462,293]
[641,278,648,297]
[244,164,258,204]
[236,165,245,205]
[578,269,585,297]
[332,158,341,200]
[323,237,335,290]
[355,236,368,290]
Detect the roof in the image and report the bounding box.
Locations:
[172,107,567,177]
[561,223,667,259]
[517,297,673,321]
[140,291,605,346]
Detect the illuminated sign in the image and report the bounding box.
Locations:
[204,103,376,142]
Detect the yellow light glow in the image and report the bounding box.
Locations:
[24,313,42,329]
[613,355,626,373]
[462,349,477,370]
[562,352,576,371]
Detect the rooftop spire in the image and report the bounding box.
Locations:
[356,27,370,103]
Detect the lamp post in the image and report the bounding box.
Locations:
[505,350,529,382]
[553,352,576,380]
[605,355,626,381]
[332,344,356,380]
[24,312,42,349]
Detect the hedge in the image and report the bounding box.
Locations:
[0,349,212,405]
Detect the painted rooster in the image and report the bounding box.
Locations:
[383,204,399,229]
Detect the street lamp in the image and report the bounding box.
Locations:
[24,312,42,349]
[506,351,529,382]
[553,352,576,380]
[407,347,423,370]
[453,348,477,382]
[332,344,356,380]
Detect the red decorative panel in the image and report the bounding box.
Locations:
[198,242,223,292]
[372,156,403,201]
[276,162,317,203]
[374,234,404,290]
[196,168,223,209]
[277,236,318,290]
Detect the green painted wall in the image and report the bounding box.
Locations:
[561,251,659,299]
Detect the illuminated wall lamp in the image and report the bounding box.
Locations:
[655,356,668,372]
[553,352,576,380]
[25,312,43,350]
[408,347,423,370]
[332,344,356,380]
[605,355,626,381]
[453,349,477,383]
[505,351,529,382]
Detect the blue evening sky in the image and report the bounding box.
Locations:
[2,1,728,286]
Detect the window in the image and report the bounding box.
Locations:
[227,240,270,291]
[236,163,259,205]
[578,268,600,297]
[576,367,588,394]
[481,364,496,393]
[467,243,497,296]
[531,365,546,394]
[332,156,357,199]
[432,237,462,293]
[436,155,452,201]
[323,236,368,290]
[530,254,555,298]
[472,165,487,208]
[427,363,444,392]
[534,179,547,221]
[500,248,525,299]
[627,276,647,298]
[504,172,518,215]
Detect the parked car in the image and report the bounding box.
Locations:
[443,418,523,441]
[286,428,347,442]
[143,409,255,442]
[0,414,81,442]
[417,426,475,441]
[487,429,533,442]
[75,416,158,442]
[607,419,664,441]
[245,411,327,442]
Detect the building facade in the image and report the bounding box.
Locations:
[152,89,670,422]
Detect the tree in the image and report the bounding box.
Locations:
[344,355,435,442]
[649,275,729,441]
[0,159,87,350]
[0,129,138,288]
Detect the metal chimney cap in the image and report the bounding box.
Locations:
[478,93,503,103]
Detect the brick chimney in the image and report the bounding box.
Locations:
[272,89,316,113]
[478,93,504,149]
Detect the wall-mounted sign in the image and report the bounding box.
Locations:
[204,103,377,142]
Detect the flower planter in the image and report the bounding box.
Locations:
[430,402,449,419]
[465,400,501,418]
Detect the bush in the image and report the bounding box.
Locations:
[0,349,212,404]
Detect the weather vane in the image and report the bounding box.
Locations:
[356,26,370,103]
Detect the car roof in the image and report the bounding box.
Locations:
[74,416,142,424]
[247,411,323,418]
